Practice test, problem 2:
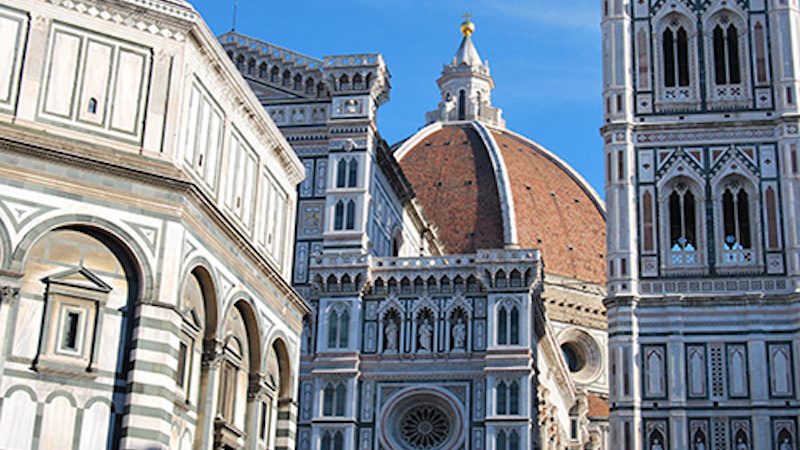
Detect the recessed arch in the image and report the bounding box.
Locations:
[181,258,220,339]
[9,215,155,302]
[268,336,292,400]
[220,294,263,374]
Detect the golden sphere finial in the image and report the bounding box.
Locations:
[460,13,475,37]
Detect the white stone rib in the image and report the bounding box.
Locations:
[471,120,519,248]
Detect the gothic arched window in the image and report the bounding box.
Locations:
[259,62,267,78]
[336,160,348,188]
[327,306,349,349]
[497,303,520,346]
[270,66,279,83]
[345,199,356,230]
[497,381,520,415]
[667,181,698,266]
[347,159,358,188]
[306,77,315,95]
[322,382,347,416]
[332,199,356,231]
[662,24,690,88]
[496,430,520,450]
[721,180,752,254]
[321,430,344,450]
[334,200,345,230]
[353,74,364,90]
[293,74,303,90]
[713,22,741,85]
[282,70,292,86]
[458,90,466,120]
[497,430,506,450]
[496,381,507,415]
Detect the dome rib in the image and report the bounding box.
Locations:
[395,123,606,285]
[471,121,518,248]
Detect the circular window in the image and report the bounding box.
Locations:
[400,405,451,449]
[380,389,464,450]
[561,342,586,373]
[557,328,603,384]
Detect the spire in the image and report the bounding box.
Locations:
[453,14,482,67]
[425,15,505,127]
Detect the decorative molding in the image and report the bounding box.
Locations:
[637,128,775,144]
[43,0,194,42]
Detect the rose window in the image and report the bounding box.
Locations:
[399,405,451,449]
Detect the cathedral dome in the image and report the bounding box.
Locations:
[394,121,606,285]
[398,18,606,285]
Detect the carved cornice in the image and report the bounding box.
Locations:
[0,131,309,317]
[42,0,196,42]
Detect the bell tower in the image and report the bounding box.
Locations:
[603,0,800,448]
[425,16,505,127]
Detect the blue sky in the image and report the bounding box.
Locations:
[190,0,605,194]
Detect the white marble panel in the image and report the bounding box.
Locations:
[0,389,36,449]
[110,49,146,134]
[39,395,76,450]
[78,401,111,450]
[44,31,81,117]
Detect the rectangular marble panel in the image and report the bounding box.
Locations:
[109,49,146,135]
[44,30,81,117]
[0,8,26,112]
[77,40,113,126]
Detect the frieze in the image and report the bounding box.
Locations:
[639,277,789,295]
[45,0,193,42]
[637,128,775,144]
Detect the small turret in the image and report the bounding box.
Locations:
[425,15,505,127]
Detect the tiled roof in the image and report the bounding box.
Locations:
[396,123,606,284]
[397,125,505,253]
[493,129,606,285]
[587,393,610,418]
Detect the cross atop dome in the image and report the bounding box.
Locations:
[425,16,505,127]
[460,13,475,37]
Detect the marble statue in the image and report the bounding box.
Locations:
[418,319,433,351]
[736,437,748,450]
[385,320,398,351]
[452,317,466,349]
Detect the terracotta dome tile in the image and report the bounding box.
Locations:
[397,123,606,285]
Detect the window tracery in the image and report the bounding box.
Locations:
[668,182,698,265]
[662,22,690,89]
[497,301,520,346]
[322,382,347,416]
[326,304,349,349]
[333,199,356,231]
[718,178,756,265]
[705,10,749,104]
[496,380,520,415]
[399,405,450,449]
[320,430,344,450]
[496,429,520,450]
[655,12,696,107]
